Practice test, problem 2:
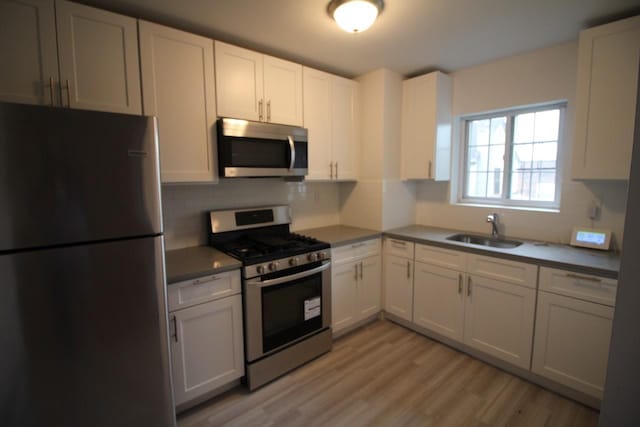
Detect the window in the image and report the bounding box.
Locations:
[461,104,564,208]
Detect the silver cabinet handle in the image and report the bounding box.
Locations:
[428,160,433,179]
[458,274,463,294]
[335,162,338,179]
[467,276,472,297]
[329,162,334,179]
[267,100,271,121]
[351,242,366,249]
[48,76,55,106]
[566,273,602,283]
[406,261,411,279]
[390,239,406,247]
[359,262,363,280]
[258,99,264,121]
[64,79,71,107]
[354,263,359,281]
[171,315,178,342]
[192,276,217,285]
[287,135,296,170]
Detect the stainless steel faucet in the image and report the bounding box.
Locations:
[487,213,499,238]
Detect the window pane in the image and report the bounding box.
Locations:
[488,144,505,172]
[534,109,560,142]
[467,145,489,172]
[466,172,488,198]
[531,171,556,201]
[488,170,503,198]
[510,171,531,200]
[512,144,533,171]
[514,113,534,143]
[469,119,490,146]
[490,117,506,146]
[532,142,558,167]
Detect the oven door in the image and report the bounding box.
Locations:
[244,260,331,362]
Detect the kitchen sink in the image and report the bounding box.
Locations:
[446,233,523,249]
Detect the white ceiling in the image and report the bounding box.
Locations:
[80,0,640,78]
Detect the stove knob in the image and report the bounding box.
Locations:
[289,257,299,267]
[318,251,326,260]
[268,262,279,272]
[307,253,318,262]
[256,265,266,275]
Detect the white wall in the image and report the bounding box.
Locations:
[162,180,340,250]
[415,41,628,246]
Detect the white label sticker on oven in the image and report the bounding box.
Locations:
[304,297,321,321]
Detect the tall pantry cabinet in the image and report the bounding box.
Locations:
[0,0,141,114]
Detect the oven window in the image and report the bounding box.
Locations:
[261,271,323,353]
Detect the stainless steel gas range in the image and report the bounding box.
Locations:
[208,205,332,390]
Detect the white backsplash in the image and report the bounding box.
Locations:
[162,180,340,250]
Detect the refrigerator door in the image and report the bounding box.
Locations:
[0,236,175,427]
[0,102,162,252]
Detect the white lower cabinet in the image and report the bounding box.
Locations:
[168,270,244,407]
[532,267,616,399]
[463,274,536,370]
[331,239,381,334]
[383,253,414,322]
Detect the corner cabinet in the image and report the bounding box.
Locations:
[0,0,141,114]
[572,15,640,180]
[138,21,218,183]
[215,41,303,126]
[168,270,244,407]
[303,66,359,181]
[401,71,452,181]
[331,239,381,335]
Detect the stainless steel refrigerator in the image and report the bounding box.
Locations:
[0,102,176,427]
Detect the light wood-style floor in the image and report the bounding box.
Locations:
[177,320,599,427]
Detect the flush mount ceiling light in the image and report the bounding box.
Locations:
[327,0,384,34]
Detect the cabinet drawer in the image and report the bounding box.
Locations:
[332,238,381,264]
[383,238,415,259]
[467,255,537,289]
[415,244,467,271]
[539,267,617,306]
[168,270,241,312]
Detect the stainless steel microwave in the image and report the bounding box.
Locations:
[217,118,308,178]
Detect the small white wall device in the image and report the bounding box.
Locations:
[570,227,612,250]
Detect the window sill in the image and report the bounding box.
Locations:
[454,202,560,213]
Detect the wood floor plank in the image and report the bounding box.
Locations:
[177,320,599,427]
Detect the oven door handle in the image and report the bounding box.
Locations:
[246,261,330,288]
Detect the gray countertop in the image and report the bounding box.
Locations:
[165,246,242,284]
[385,225,620,279]
[298,225,382,247]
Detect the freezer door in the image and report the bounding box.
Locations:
[0,102,162,252]
[0,236,175,427]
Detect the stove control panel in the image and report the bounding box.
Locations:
[245,251,331,279]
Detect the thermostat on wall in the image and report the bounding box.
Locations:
[570,227,612,250]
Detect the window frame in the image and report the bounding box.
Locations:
[458,102,566,210]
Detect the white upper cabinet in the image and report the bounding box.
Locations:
[56,0,141,113]
[401,71,452,181]
[138,21,218,183]
[0,0,141,113]
[0,0,59,106]
[215,41,302,126]
[303,66,358,181]
[572,15,640,180]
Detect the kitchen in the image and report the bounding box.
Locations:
[1,0,640,426]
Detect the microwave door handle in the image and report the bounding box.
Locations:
[287,135,295,171]
[246,261,330,288]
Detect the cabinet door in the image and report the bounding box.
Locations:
[171,295,244,406]
[263,55,303,126]
[573,15,640,180]
[413,262,465,342]
[214,41,262,121]
[303,67,333,180]
[463,275,536,369]
[532,291,613,399]
[383,254,413,321]
[332,75,358,180]
[401,71,451,181]
[55,0,141,114]
[139,21,218,183]
[358,255,381,319]
[332,261,359,333]
[0,0,59,106]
